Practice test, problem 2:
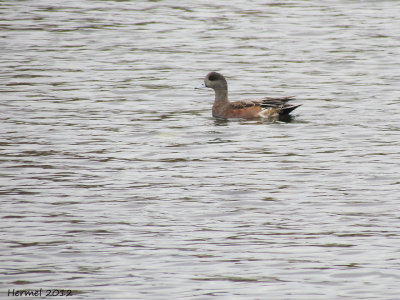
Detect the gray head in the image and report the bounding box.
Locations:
[204,72,228,91]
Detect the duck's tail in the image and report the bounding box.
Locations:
[279,104,302,115]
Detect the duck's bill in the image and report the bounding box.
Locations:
[195,83,206,89]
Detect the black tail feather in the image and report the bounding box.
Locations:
[279,104,302,115]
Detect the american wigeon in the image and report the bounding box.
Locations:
[198,72,301,119]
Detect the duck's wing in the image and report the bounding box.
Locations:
[229,99,262,110]
[230,96,301,116]
[258,96,296,108]
[258,96,301,115]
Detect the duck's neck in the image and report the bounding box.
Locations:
[213,88,229,106]
[212,88,229,118]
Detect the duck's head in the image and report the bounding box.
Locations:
[203,71,227,91]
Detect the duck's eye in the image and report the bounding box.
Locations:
[208,73,218,81]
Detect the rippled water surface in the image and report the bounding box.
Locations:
[1,0,400,299]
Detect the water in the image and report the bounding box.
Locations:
[1,0,400,299]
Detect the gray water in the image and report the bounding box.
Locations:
[1,0,400,299]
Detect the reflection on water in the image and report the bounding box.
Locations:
[1,0,400,299]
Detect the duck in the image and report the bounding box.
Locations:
[198,71,301,119]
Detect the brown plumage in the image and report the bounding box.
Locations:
[200,72,301,119]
